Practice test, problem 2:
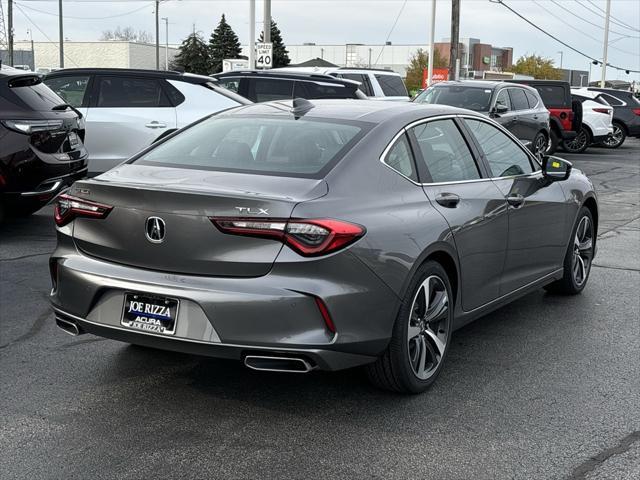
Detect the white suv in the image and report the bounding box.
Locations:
[44,69,250,174]
[562,88,613,153]
[274,67,410,101]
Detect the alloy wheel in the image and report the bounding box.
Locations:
[407,275,450,380]
[565,129,588,152]
[572,216,593,287]
[604,125,624,147]
[534,133,547,159]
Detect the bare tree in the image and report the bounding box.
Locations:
[100,26,153,43]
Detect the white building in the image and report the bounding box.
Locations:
[13,41,179,71]
[241,43,429,76]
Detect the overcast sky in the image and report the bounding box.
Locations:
[7,0,640,81]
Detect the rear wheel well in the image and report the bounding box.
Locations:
[425,251,458,305]
[583,197,598,235]
[612,120,628,135]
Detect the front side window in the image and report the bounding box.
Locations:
[43,75,90,107]
[217,77,240,94]
[135,116,368,178]
[374,74,408,97]
[411,119,480,183]
[383,134,417,181]
[495,90,511,110]
[464,119,534,177]
[509,88,529,111]
[96,76,169,108]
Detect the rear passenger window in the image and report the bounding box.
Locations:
[383,134,417,181]
[525,91,539,108]
[217,77,241,94]
[533,86,567,108]
[96,77,169,108]
[249,78,294,102]
[509,88,529,110]
[599,93,624,106]
[339,73,373,96]
[295,82,351,99]
[411,119,480,183]
[465,119,534,177]
[43,75,90,107]
[374,74,408,97]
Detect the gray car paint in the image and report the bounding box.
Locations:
[50,100,597,371]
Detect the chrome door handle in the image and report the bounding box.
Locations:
[435,193,460,208]
[145,121,167,129]
[507,194,525,208]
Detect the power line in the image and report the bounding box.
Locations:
[15,2,152,20]
[549,0,639,38]
[532,0,638,56]
[489,0,639,73]
[373,0,408,66]
[13,2,79,66]
[583,0,640,33]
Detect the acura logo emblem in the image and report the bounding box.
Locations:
[145,216,166,243]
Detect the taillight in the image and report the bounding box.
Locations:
[593,108,611,115]
[210,217,365,257]
[632,108,640,116]
[54,193,113,226]
[1,119,64,135]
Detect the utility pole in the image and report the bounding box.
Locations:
[449,0,460,81]
[248,0,255,69]
[600,0,610,88]
[161,17,168,70]
[263,0,271,43]
[28,28,34,70]
[427,0,436,86]
[58,0,64,68]
[8,0,14,66]
[155,1,160,70]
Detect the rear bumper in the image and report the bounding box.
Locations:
[49,238,400,371]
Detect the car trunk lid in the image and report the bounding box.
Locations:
[69,164,327,277]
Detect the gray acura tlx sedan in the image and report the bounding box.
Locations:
[50,99,598,394]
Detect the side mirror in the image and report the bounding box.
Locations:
[492,104,509,115]
[542,155,572,181]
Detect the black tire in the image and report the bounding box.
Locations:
[602,122,626,149]
[545,206,595,295]
[546,129,559,155]
[561,126,591,154]
[532,131,548,159]
[366,261,453,394]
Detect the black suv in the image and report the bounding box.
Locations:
[585,87,640,148]
[0,69,88,221]
[212,70,367,102]
[413,81,550,157]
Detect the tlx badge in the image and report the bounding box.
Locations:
[235,207,269,215]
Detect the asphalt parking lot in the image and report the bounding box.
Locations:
[1,140,638,480]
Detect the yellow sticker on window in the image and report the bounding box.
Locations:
[552,161,561,168]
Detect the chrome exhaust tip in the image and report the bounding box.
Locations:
[55,316,81,336]
[244,355,314,373]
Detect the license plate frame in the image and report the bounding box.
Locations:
[121,292,179,336]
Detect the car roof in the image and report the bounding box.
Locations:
[571,87,602,99]
[44,68,213,84]
[224,99,481,124]
[212,70,360,86]
[274,66,402,77]
[431,80,537,92]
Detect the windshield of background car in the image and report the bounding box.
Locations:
[134,115,370,178]
[414,86,492,112]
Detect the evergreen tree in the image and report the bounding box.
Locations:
[209,14,242,74]
[259,19,290,68]
[171,32,210,75]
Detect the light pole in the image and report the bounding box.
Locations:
[600,0,611,87]
[27,28,34,70]
[579,74,587,87]
[58,0,64,68]
[248,0,255,69]
[161,17,168,70]
[427,0,436,86]
[557,51,563,69]
[155,1,160,70]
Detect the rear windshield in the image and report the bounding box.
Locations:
[2,76,66,111]
[134,115,369,178]
[415,85,492,112]
[532,85,569,108]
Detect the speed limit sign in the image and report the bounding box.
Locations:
[256,42,273,69]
